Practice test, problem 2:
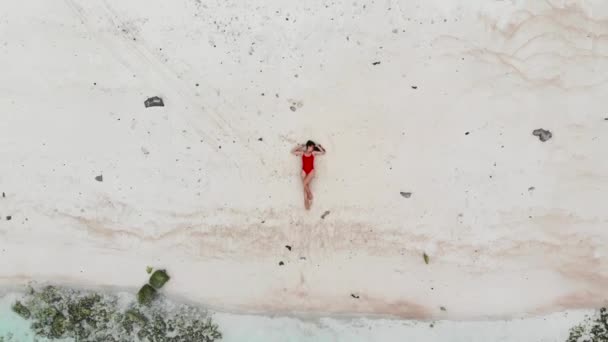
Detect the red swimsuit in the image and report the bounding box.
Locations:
[302,153,314,175]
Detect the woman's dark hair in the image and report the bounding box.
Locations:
[306,140,321,151]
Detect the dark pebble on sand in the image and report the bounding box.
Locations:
[290,106,296,112]
[440,306,447,311]
[372,61,381,65]
[465,131,470,135]
[279,261,284,266]
[532,128,552,142]
[285,245,292,251]
[411,85,418,89]
[144,96,164,108]
[258,137,263,141]
[95,175,103,182]
[321,210,331,219]
[400,192,412,198]
[2,192,4,198]
[351,294,360,299]
[6,216,11,221]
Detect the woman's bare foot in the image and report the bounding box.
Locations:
[305,198,311,210]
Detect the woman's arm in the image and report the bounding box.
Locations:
[291,144,304,155]
[313,144,326,155]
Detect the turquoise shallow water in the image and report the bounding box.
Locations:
[0,294,70,342]
[0,290,587,342]
[0,296,37,341]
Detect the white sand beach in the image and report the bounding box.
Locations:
[0,0,607,335]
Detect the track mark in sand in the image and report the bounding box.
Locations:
[64,0,239,158]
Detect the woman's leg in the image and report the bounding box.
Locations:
[301,171,310,209]
[303,170,315,201]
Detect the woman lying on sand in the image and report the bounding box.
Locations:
[291,140,326,210]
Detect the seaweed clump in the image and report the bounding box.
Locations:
[566,307,608,342]
[11,285,222,341]
[11,301,31,319]
[149,270,170,290]
[137,284,157,306]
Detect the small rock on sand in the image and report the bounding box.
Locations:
[423,252,430,264]
[6,216,12,221]
[321,210,331,219]
[278,261,284,266]
[400,192,412,198]
[289,106,296,112]
[95,175,103,182]
[440,306,447,311]
[351,294,360,299]
[285,245,292,251]
[144,96,164,108]
[532,128,552,142]
[372,61,381,65]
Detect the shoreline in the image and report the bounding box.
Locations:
[0,279,602,324]
[0,286,593,342]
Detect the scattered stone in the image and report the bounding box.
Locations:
[6,216,11,221]
[423,252,430,264]
[351,294,360,299]
[321,210,331,219]
[400,192,412,198]
[440,306,447,311]
[144,96,164,108]
[149,270,170,289]
[279,261,284,266]
[289,106,296,112]
[12,301,31,319]
[430,323,434,328]
[258,137,263,141]
[95,175,103,182]
[465,131,470,135]
[141,147,150,155]
[137,284,157,305]
[372,61,381,65]
[300,256,306,260]
[2,192,4,198]
[532,128,552,142]
[528,186,535,191]
[146,266,153,274]
[285,245,292,251]
[411,85,418,89]
[195,83,199,87]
